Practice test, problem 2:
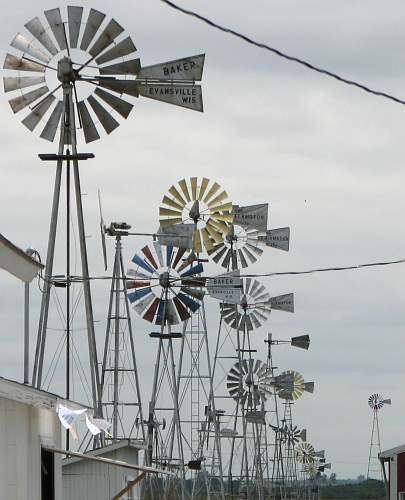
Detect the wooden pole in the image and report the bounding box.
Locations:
[111,472,147,500]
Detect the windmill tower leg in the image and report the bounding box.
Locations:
[367,409,382,479]
[100,236,145,442]
[282,401,299,498]
[147,334,187,500]
[176,300,225,500]
[32,88,101,415]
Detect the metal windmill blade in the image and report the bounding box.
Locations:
[276,370,314,401]
[368,393,390,411]
[295,442,316,465]
[303,461,320,479]
[282,424,307,445]
[227,359,273,408]
[220,278,294,331]
[127,242,203,325]
[98,190,108,271]
[207,224,266,271]
[159,177,233,254]
[3,7,205,143]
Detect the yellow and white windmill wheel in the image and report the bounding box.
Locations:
[159,177,234,253]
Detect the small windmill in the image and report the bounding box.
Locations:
[96,194,147,444]
[207,203,290,270]
[277,370,314,495]
[367,393,391,479]
[264,332,312,496]
[205,201,291,498]
[214,278,294,498]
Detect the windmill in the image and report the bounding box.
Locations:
[212,277,294,498]
[3,6,205,429]
[127,240,204,497]
[276,370,314,497]
[367,393,391,480]
[203,201,291,498]
[264,333,312,498]
[207,203,290,270]
[96,194,146,444]
[158,177,236,499]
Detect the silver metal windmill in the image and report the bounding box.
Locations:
[3,7,205,425]
[158,177,238,499]
[127,240,204,495]
[367,393,391,480]
[207,203,290,270]
[204,201,292,498]
[277,370,314,497]
[264,332,312,497]
[213,278,294,498]
[97,194,146,444]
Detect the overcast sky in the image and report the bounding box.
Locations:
[1,0,405,480]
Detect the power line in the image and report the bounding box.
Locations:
[242,257,405,278]
[160,0,405,107]
[38,256,405,282]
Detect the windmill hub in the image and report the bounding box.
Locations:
[240,294,248,311]
[57,56,77,85]
[189,200,201,223]
[225,224,236,243]
[159,271,171,289]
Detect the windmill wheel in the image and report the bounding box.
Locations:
[295,442,316,465]
[220,278,271,331]
[303,461,319,479]
[368,393,390,411]
[159,177,233,254]
[207,223,265,270]
[127,242,204,325]
[281,424,306,445]
[4,6,139,142]
[227,359,272,407]
[276,370,314,401]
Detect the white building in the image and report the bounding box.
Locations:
[0,377,63,500]
[63,441,144,500]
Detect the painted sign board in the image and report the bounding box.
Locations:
[263,227,290,251]
[207,271,242,304]
[137,83,203,112]
[137,54,205,81]
[157,224,194,249]
[269,293,294,313]
[232,204,268,231]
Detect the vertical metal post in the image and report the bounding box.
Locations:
[168,337,186,500]
[200,302,225,500]
[113,237,121,440]
[32,91,66,387]
[147,339,163,465]
[66,148,71,450]
[119,248,146,442]
[68,91,101,415]
[24,281,29,384]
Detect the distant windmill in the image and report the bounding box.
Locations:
[367,393,391,479]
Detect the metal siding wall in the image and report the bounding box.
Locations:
[0,397,62,500]
[64,459,118,499]
[63,447,141,500]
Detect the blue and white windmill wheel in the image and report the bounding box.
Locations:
[127,242,204,326]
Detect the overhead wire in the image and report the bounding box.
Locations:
[159,0,405,107]
[38,255,405,283]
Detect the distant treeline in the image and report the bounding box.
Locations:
[320,479,385,499]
